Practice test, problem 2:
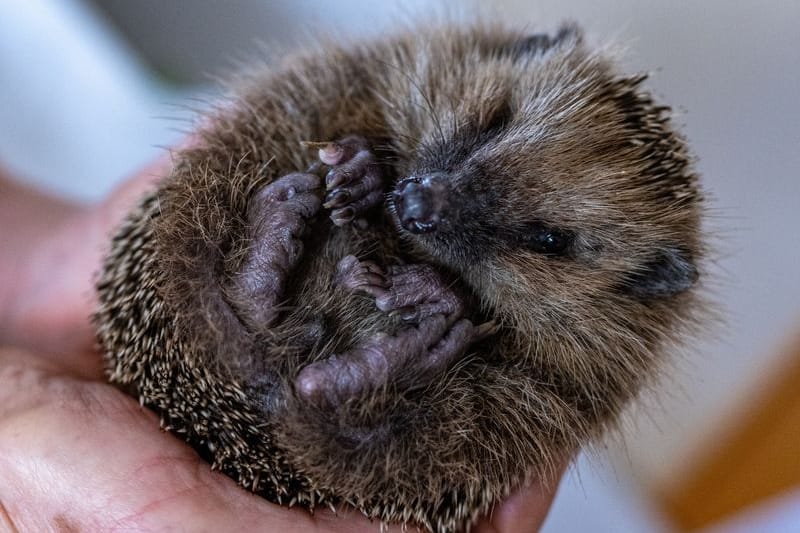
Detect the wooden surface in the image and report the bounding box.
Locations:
[658,330,800,531]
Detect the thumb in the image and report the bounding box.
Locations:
[473,465,567,533]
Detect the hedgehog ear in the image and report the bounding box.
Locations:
[503,24,582,59]
[624,247,699,299]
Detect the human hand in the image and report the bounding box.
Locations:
[0,158,167,378]
[0,159,564,532]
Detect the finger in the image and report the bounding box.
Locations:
[313,506,420,533]
[98,151,174,231]
[0,347,413,533]
[0,150,174,378]
[473,463,568,533]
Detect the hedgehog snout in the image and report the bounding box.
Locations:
[394,174,450,234]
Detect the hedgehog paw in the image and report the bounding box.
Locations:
[318,135,384,226]
[295,313,477,404]
[334,254,389,298]
[375,263,465,323]
[335,258,465,323]
[228,172,321,329]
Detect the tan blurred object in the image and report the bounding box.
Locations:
[659,328,800,530]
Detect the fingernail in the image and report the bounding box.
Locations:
[324,189,350,208]
[330,206,354,226]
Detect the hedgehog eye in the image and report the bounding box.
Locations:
[526,224,572,256]
[482,102,513,137]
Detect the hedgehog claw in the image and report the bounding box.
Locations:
[473,320,500,341]
[318,135,384,226]
[335,255,389,298]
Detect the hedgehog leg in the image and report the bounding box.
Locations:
[335,256,474,324]
[227,172,321,331]
[318,136,384,226]
[295,257,488,404]
[295,314,477,404]
[376,263,465,322]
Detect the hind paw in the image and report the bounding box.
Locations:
[375,263,465,323]
[335,256,463,323]
[298,257,497,404]
[295,313,478,404]
[227,172,321,330]
[334,254,389,298]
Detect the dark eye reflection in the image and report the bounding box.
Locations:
[526,223,573,256]
[481,101,513,138]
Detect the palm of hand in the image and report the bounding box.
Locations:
[1,347,411,531]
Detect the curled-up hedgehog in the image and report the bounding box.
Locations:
[95,22,705,533]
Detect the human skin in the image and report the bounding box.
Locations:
[0,158,564,532]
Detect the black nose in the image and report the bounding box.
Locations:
[394,175,447,234]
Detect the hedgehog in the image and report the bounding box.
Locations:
[95,22,705,533]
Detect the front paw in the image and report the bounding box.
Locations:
[318,136,384,226]
[335,256,463,323]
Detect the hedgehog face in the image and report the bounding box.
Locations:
[389,26,703,352]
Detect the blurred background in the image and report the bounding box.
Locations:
[1,1,798,531]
